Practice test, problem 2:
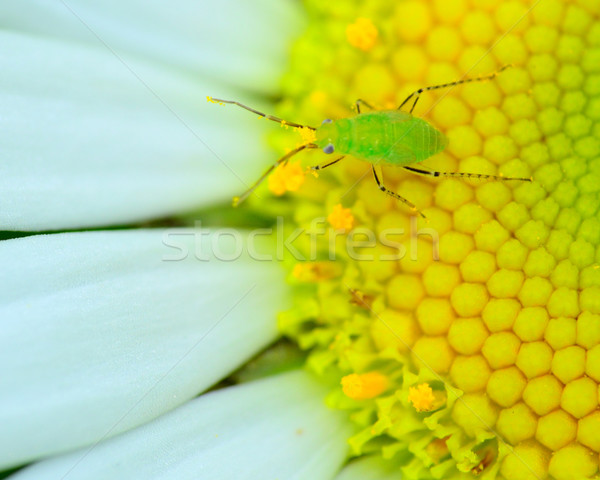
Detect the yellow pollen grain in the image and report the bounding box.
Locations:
[296,126,316,145]
[327,204,354,231]
[346,17,378,51]
[408,383,436,412]
[206,96,224,105]
[268,162,305,196]
[341,371,389,400]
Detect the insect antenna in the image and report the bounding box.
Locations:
[208,97,316,130]
[233,143,317,206]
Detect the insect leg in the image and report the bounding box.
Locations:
[372,165,426,218]
[403,165,532,182]
[209,97,316,131]
[311,155,345,171]
[355,99,375,114]
[397,65,511,114]
[233,143,317,206]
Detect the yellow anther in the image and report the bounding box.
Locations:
[425,437,449,463]
[408,383,437,412]
[291,262,341,282]
[268,162,305,196]
[328,204,355,231]
[341,371,389,400]
[348,288,375,310]
[346,17,378,51]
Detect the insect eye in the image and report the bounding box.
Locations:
[323,143,335,154]
[321,118,332,124]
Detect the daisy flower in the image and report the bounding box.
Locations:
[3,0,600,479]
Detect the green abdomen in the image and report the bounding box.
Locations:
[341,111,448,165]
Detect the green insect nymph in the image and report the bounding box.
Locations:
[315,110,447,166]
[210,66,531,217]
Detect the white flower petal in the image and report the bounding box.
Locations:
[0,0,303,94]
[0,1,304,231]
[0,230,288,468]
[334,455,400,480]
[10,371,352,480]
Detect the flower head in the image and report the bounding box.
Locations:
[274,1,600,478]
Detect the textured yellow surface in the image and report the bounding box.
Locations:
[274,0,600,478]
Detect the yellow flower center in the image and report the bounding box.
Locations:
[269,1,600,478]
